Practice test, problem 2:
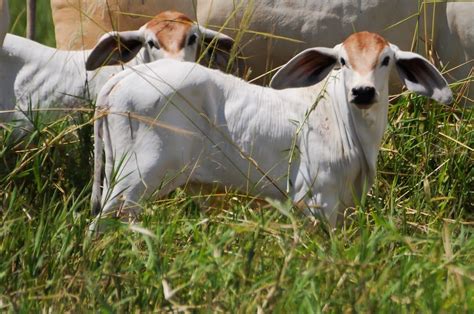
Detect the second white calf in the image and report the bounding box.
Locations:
[0,11,235,133]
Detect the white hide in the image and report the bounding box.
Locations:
[447,3,474,63]
[445,3,474,102]
[0,34,114,127]
[0,34,150,128]
[91,62,318,220]
[0,23,233,130]
[91,38,451,227]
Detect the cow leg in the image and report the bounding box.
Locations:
[90,140,190,232]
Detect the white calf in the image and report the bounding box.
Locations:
[91,32,452,227]
[0,11,235,131]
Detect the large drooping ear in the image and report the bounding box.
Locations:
[270,47,338,89]
[392,44,453,104]
[195,25,246,75]
[86,30,145,71]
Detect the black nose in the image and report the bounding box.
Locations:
[351,86,376,105]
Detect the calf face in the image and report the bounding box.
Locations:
[270,31,453,106]
[85,10,238,72]
[340,32,390,108]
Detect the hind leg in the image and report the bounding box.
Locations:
[90,140,191,231]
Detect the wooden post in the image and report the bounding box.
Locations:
[26,0,36,40]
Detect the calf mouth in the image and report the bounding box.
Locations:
[351,97,376,109]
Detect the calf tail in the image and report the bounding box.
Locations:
[90,72,127,217]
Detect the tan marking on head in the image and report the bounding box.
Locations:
[145,11,194,54]
[343,32,389,74]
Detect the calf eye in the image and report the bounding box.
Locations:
[381,56,390,66]
[187,33,198,46]
[148,40,159,49]
[340,58,346,66]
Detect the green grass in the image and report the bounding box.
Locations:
[0,88,472,313]
[1,2,473,312]
[8,0,55,46]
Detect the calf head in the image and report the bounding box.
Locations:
[270,31,453,106]
[85,10,240,73]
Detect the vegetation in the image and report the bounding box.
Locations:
[0,1,473,312]
[9,0,55,46]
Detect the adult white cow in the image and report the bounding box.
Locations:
[90,32,452,229]
[0,0,9,46]
[444,2,474,101]
[0,11,236,134]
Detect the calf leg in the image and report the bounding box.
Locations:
[91,143,191,230]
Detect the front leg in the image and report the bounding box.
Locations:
[296,187,344,228]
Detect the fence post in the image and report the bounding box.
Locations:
[26,0,36,40]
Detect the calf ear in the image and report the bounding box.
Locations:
[86,30,145,71]
[196,26,246,76]
[392,45,453,104]
[270,47,337,89]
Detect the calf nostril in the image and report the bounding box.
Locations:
[351,86,376,104]
[364,87,375,98]
[352,87,375,96]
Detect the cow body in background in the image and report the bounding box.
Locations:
[51,0,472,102]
